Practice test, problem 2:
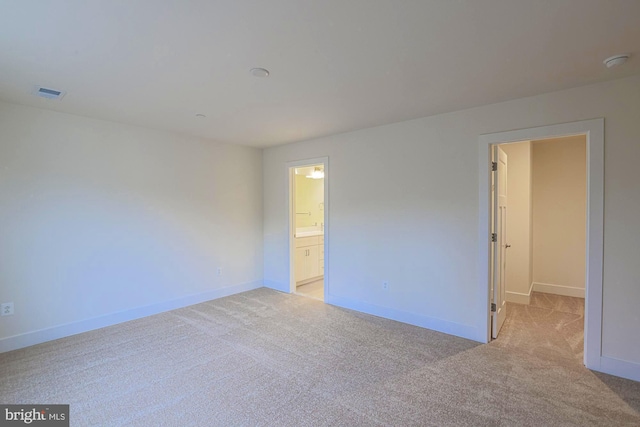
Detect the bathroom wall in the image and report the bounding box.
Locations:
[295,174,324,229]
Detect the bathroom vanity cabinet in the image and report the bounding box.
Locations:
[295,235,324,284]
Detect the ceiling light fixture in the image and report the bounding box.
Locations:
[195,113,206,118]
[603,54,630,68]
[306,167,324,180]
[250,68,270,78]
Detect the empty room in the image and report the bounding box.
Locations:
[1,1,639,426]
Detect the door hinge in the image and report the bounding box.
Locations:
[491,161,497,171]
[491,233,497,242]
[491,303,497,312]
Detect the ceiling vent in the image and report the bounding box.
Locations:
[33,86,66,100]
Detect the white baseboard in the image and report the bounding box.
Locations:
[506,282,534,304]
[326,294,481,343]
[592,356,640,382]
[0,280,263,354]
[506,291,530,304]
[533,282,585,298]
[263,279,289,293]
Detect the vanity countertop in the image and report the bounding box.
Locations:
[296,230,324,238]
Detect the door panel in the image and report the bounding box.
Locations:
[492,146,508,339]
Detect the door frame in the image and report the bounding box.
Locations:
[477,119,604,370]
[287,157,329,299]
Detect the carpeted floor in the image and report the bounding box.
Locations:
[1,288,639,426]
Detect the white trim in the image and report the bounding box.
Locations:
[326,294,478,341]
[0,280,263,353]
[506,291,529,305]
[598,356,640,382]
[532,282,585,298]
[478,119,604,371]
[506,280,535,305]
[286,157,329,300]
[263,279,288,293]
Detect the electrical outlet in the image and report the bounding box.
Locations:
[382,282,389,291]
[1,302,14,316]
[217,268,222,276]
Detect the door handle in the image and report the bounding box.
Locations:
[505,244,511,248]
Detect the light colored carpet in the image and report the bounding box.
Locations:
[1,288,639,426]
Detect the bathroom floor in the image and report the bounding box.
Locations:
[295,279,324,301]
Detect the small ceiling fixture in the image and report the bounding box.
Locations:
[306,167,324,180]
[195,113,206,118]
[603,54,630,68]
[250,67,270,78]
[32,86,66,100]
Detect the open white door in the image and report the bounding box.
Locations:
[492,146,508,339]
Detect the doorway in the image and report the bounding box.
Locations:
[478,119,604,370]
[288,158,328,301]
[492,136,587,362]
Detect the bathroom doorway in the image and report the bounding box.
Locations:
[288,158,328,301]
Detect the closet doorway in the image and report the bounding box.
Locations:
[492,136,588,364]
[478,119,604,371]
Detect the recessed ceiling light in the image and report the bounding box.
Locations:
[250,68,270,78]
[195,113,206,118]
[603,54,630,68]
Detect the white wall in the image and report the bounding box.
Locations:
[263,74,640,371]
[0,101,263,351]
[501,142,532,303]
[532,136,586,297]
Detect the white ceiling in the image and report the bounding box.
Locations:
[1,1,639,148]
